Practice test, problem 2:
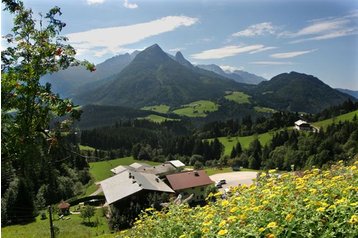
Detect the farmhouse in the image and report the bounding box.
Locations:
[110,162,150,175]
[294,120,312,131]
[165,170,214,203]
[111,160,185,177]
[101,171,174,205]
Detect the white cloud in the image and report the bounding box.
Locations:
[168,48,185,52]
[219,65,244,72]
[250,61,294,65]
[190,44,266,60]
[295,19,349,36]
[284,12,358,43]
[86,0,106,5]
[270,49,316,59]
[249,46,277,54]
[123,0,138,9]
[232,22,276,37]
[67,16,198,57]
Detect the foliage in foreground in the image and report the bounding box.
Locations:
[120,160,358,238]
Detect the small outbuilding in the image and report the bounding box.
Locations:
[58,200,70,215]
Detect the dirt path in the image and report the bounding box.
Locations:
[210,171,258,190]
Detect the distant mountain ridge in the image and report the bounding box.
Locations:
[197,64,266,85]
[250,71,354,113]
[41,51,138,97]
[336,88,358,99]
[75,44,241,108]
[43,44,354,116]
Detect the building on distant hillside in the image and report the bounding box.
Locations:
[137,163,177,177]
[111,160,186,177]
[166,160,186,170]
[110,162,150,175]
[100,171,174,205]
[294,120,312,131]
[165,170,214,203]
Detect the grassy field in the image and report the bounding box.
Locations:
[141,104,170,113]
[173,100,219,117]
[216,131,275,156]
[313,109,358,129]
[138,114,179,123]
[224,91,251,104]
[254,106,276,113]
[79,145,96,151]
[1,209,110,238]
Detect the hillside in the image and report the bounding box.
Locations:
[214,109,358,156]
[336,88,358,99]
[313,109,358,129]
[250,72,354,113]
[75,44,241,108]
[121,160,358,237]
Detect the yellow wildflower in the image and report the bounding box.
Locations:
[238,214,247,220]
[285,213,294,222]
[205,214,214,220]
[230,207,238,213]
[350,202,358,207]
[316,207,325,212]
[348,215,358,224]
[335,198,347,205]
[227,216,237,223]
[328,204,336,210]
[221,200,229,206]
[202,220,212,226]
[219,220,227,227]
[218,229,228,236]
[266,222,278,229]
[202,227,209,233]
[259,227,266,233]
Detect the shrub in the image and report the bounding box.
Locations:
[121,160,358,237]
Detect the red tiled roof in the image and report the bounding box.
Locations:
[165,170,213,191]
[58,201,70,209]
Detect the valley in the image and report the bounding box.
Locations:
[2,1,358,237]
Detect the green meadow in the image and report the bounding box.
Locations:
[1,209,110,238]
[214,131,276,156]
[224,91,251,104]
[138,114,179,123]
[313,109,358,129]
[173,100,219,117]
[141,104,170,113]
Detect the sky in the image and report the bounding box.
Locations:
[2,0,358,90]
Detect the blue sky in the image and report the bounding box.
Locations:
[2,0,358,89]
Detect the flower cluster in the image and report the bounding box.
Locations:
[118,160,358,237]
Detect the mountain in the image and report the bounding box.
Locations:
[336,88,358,99]
[197,64,266,85]
[42,51,138,97]
[75,44,241,108]
[250,71,354,113]
[174,51,195,69]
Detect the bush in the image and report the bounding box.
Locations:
[80,205,95,223]
[40,212,47,220]
[121,160,358,237]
